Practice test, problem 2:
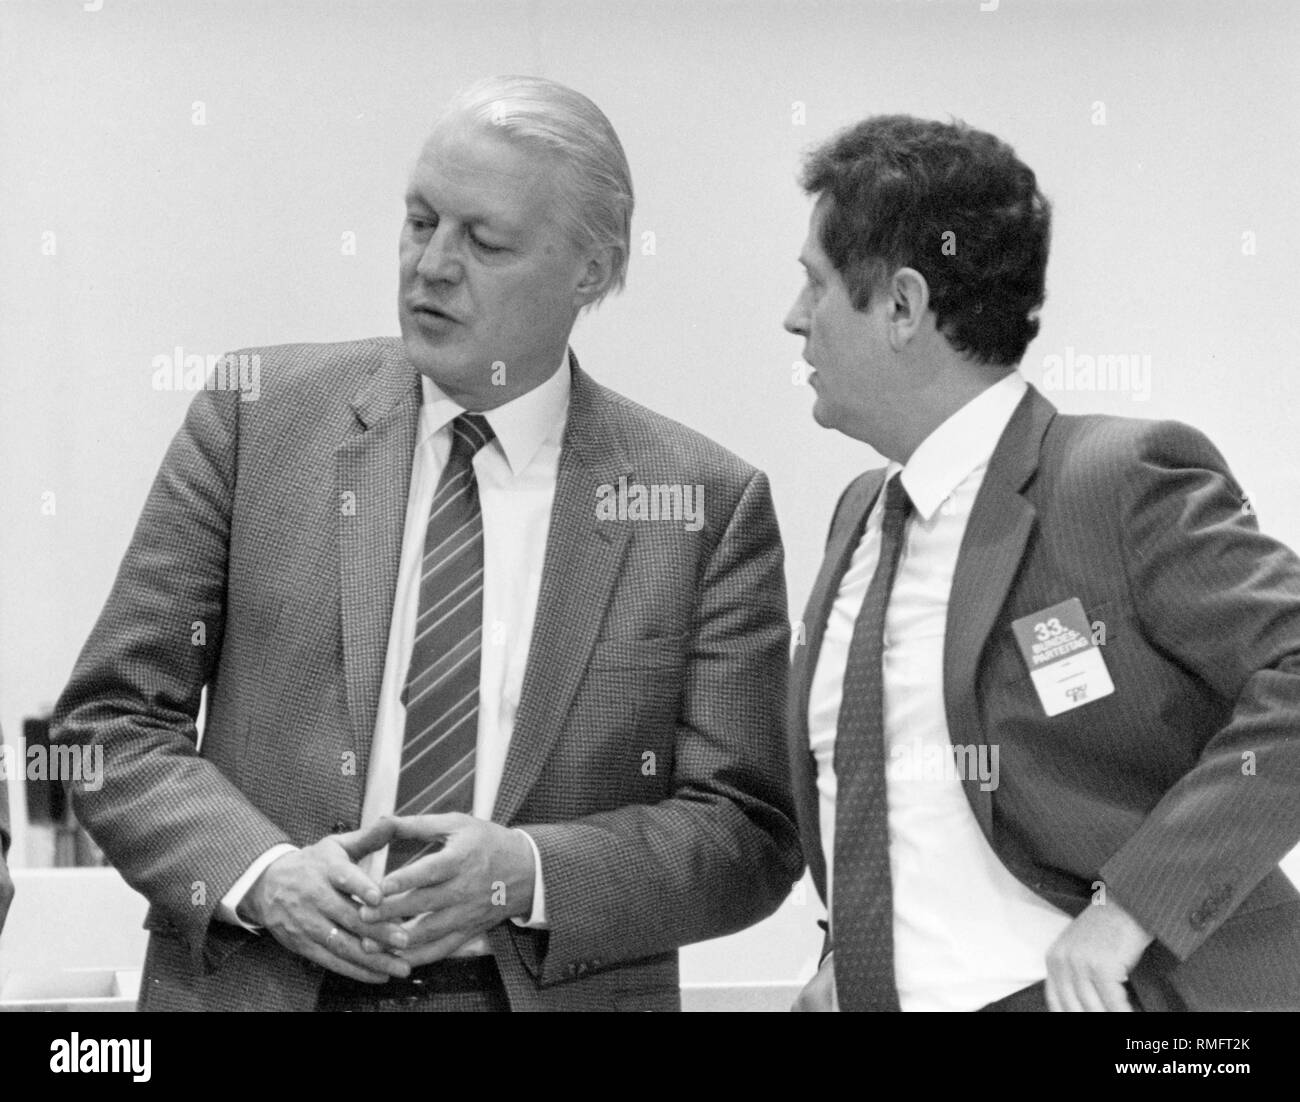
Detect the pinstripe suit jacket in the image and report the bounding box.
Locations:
[52,337,801,1011]
[790,383,1300,1011]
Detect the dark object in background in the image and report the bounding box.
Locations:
[21,715,101,865]
[22,716,66,824]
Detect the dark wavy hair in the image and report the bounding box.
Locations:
[800,115,1051,366]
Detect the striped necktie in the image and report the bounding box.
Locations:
[387,411,495,872]
[832,473,912,1011]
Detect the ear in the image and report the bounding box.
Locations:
[886,267,930,349]
[574,245,621,309]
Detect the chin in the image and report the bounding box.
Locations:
[402,337,469,388]
[811,396,837,430]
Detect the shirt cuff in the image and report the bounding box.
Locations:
[510,828,548,929]
[218,844,298,930]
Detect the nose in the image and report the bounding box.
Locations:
[784,288,809,337]
[415,223,462,285]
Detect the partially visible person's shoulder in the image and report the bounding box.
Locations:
[234,335,398,404]
[581,373,762,490]
[1043,409,1237,494]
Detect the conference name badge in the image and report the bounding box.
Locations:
[1010,597,1114,717]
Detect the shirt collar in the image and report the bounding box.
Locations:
[418,354,571,476]
[897,371,1028,521]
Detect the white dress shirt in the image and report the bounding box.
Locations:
[809,371,1073,1011]
[222,360,569,949]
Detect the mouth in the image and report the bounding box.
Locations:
[409,302,461,326]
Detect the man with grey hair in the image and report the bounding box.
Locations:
[53,75,800,1012]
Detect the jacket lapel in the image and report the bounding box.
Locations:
[491,357,633,824]
[336,341,421,784]
[790,469,885,900]
[943,384,1056,840]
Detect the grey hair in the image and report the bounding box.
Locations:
[440,75,633,303]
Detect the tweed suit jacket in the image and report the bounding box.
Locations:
[790,383,1300,1011]
[52,337,802,1012]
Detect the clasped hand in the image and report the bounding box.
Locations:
[243,813,535,982]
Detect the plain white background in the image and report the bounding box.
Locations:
[2,0,1299,987]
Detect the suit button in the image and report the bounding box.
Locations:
[331,821,353,834]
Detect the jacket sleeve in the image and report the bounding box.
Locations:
[50,382,292,971]
[1099,419,1300,959]
[516,469,803,985]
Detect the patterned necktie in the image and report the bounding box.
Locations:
[387,412,495,872]
[832,473,912,1012]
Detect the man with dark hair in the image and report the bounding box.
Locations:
[786,114,1300,1012]
[799,115,1050,370]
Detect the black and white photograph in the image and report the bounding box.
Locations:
[1,0,1298,1069]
